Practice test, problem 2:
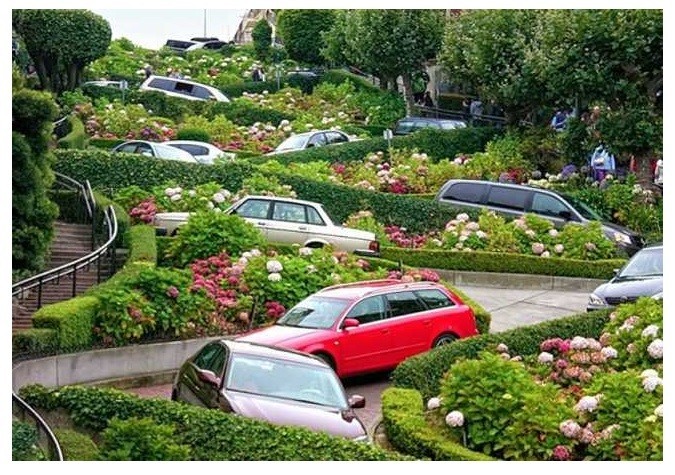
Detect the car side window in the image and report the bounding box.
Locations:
[385,291,426,318]
[136,143,153,156]
[235,199,271,219]
[307,133,327,148]
[306,206,325,226]
[346,296,386,325]
[442,183,487,203]
[414,289,454,310]
[147,78,174,91]
[272,202,307,223]
[486,186,529,211]
[325,132,348,144]
[174,81,195,96]
[530,193,572,218]
[194,343,225,376]
[193,85,214,100]
[173,144,207,156]
[117,143,138,153]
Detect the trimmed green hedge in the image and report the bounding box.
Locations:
[57,116,88,149]
[382,387,494,461]
[31,296,99,352]
[381,247,626,280]
[247,126,502,165]
[19,385,413,461]
[125,225,157,264]
[12,328,58,357]
[391,309,611,400]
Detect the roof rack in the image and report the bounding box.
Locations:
[319,279,440,295]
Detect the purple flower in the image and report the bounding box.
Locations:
[552,445,571,461]
[166,286,179,299]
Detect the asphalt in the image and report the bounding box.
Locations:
[126,283,593,436]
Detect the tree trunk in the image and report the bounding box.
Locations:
[633,154,656,189]
[66,63,78,91]
[401,73,415,117]
[34,57,50,91]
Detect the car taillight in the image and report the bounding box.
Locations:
[369,241,380,253]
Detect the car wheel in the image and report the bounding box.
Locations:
[313,352,335,370]
[432,333,457,348]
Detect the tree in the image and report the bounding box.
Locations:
[276,9,336,65]
[252,19,273,62]
[12,66,59,277]
[323,10,445,115]
[12,9,111,93]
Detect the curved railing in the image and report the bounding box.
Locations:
[12,173,118,309]
[12,392,63,461]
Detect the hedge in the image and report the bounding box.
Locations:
[124,225,157,264]
[12,328,58,358]
[56,116,88,149]
[19,385,413,461]
[390,309,611,400]
[53,429,100,461]
[31,296,99,353]
[381,248,626,280]
[381,387,494,461]
[247,126,502,165]
[88,138,125,150]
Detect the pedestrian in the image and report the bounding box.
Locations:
[252,67,262,82]
[469,98,483,125]
[143,64,153,79]
[589,142,616,182]
[654,157,663,187]
[461,98,471,119]
[550,108,568,132]
[423,91,434,108]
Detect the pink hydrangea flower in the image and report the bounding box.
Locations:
[538,351,554,363]
[552,445,571,461]
[165,286,179,299]
[532,242,545,255]
[647,339,663,359]
[600,347,618,359]
[574,395,600,413]
[559,420,582,438]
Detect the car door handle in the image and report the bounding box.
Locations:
[298,226,307,231]
[423,319,432,326]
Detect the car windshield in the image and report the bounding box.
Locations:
[559,193,607,221]
[618,247,663,279]
[440,121,467,129]
[275,135,308,151]
[225,354,348,408]
[277,296,349,329]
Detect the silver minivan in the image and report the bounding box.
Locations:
[434,179,643,256]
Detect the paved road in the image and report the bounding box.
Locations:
[126,284,592,435]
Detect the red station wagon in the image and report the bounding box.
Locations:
[237,279,478,378]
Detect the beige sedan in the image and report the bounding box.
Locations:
[153,195,380,257]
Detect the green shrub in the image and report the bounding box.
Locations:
[81,83,124,102]
[99,417,191,461]
[32,296,99,352]
[391,309,611,400]
[19,385,411,461]
[53,428,99,461]
[12,328,58,358]
[201,100,295,126]
[381,247,624,280]
[93,190,130,247]
[125,225,157,264]
[125,90,198,122]
[164,212,266,267]
[12,421,45,461]
[220,80,282,98]
[175,127,210,143]
[57,115,88,149]
[381,387,493,461]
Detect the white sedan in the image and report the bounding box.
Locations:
[153,195,380,257]
[164,140,236,165]
[111,140,198,164]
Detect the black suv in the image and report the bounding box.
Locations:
[434,179,643,256]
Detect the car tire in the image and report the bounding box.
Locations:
[432,333,457,348]
[313,352,335,370]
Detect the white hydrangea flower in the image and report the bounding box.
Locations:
[496,343,509,353]
[427,397,442,411]
[238,257,248,266]
[456,213,470,222]
[188,190,197,197]
[574,395,600,413]
[212,193,225,203]
[538,351,554,364]
[548,229,559,237]
[641,369,659,379]
[445,410,464,427]
[268,272,282,282]
[570,336,589,350]
[207,201,215,209]
[299,247,313,256]
[647,339,663,359]
[174,187,183,194]
[242,252,252,259]
[600,347,618,359]
[654,404,663,418]
[165,187,176,197]
[554,244,565,254]
[642,376,663,393]
[559,420,582,438]
[170,193,182,202]
[642,325,660,339]
[306,264,317,273]
[266,260,283,273]
[541,251,551,258]
[249,249,262,257]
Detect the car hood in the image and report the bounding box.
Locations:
[601,221,641,240]
[593,276,663,298]
[154,212,191,222]
[237,324,332,348]
[224,391,366,440]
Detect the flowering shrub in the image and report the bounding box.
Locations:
[342,211,392,246]
[129,198,157,224]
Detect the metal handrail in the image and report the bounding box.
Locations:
[12,392,63,461]
[54,172,94,221]
[12,205,118,303]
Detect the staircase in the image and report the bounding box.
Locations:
[12,221,119,333]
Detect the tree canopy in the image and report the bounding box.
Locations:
[252,19,273,62]
[13,9,111,93]
[276,9,336,65]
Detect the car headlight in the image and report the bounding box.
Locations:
[612,231,632,246]
[588,293,607,306]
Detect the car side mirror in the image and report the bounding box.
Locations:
[197,369,221,388]
[613,268,620,276]
[348,394,366,409]
[342,318,360,330]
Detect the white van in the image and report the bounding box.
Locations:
[139,75,229,102]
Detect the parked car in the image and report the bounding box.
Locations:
[163,140,235,165]
[139,75,230,102]
[153,195,380,257]
[111,140,198,164]
[266,130,355,155]
[164,38,228,53]
[171,339,368,442]
[587,242,663,312]
[434,179,643,256]
[237,279,478,378]
[393,117,467,136]
[81,80,126,89]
